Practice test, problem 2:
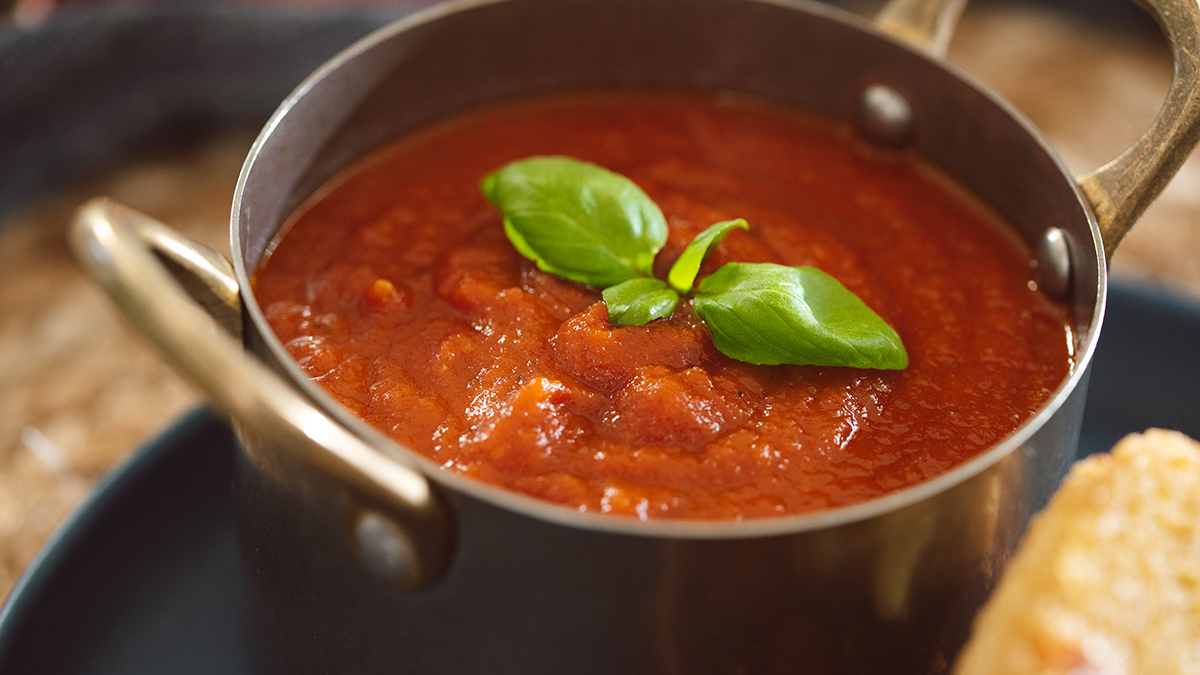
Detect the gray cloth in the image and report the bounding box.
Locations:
[0,4,417,218]
[0,0,1154,221]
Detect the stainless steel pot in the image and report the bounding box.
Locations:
[70,0,1200,672]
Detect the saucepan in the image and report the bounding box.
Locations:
[69,0,1200,672]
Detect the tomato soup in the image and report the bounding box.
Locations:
[252,91,1073,521]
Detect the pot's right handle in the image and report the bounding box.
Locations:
[877,0,1200,260]
[70,198,452,590]
[1077,0,1200,258]
[876,0,967,58]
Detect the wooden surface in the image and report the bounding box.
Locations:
[1,4,1197,600]
[0,133,252,596]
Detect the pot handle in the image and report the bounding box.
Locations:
[1077,0,1200,258]
[875,0,967,58]
[70,198,452,590]
[877,0,1200,259]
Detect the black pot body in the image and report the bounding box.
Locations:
[229,0,1103,672]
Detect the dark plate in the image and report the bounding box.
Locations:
[0,408,256,674]
[1,280,1198,675]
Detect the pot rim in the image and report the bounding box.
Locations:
[230,0,1108,539]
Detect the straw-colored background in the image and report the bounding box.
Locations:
[1,3,1196,599]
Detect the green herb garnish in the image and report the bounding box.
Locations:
[668,218,748,294]
[693,263,907,368]
[602,277,679,326]
[479,156,666,287]
[481,156,907,370]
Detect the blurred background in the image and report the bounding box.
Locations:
[0,0,1196,600]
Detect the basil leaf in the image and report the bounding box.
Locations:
[602,278,680,326]
[481,156,668,287]
[667,218,749,294]
[693,263,907,369]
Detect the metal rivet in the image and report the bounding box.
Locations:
[856,84,915,148]
[354,510,418,584]
[1035,227,1072,300]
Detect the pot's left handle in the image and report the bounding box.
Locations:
[70,197,453,591]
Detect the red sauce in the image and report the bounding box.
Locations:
[252,91,1073,520]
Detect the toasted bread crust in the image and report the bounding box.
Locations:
[954,429,1200,675]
